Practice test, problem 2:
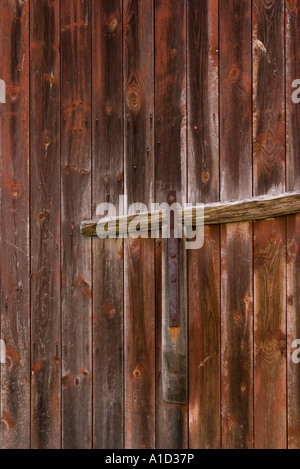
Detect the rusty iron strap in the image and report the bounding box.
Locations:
[167,191,179,327]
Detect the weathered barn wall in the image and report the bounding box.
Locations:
[0,0,299,449]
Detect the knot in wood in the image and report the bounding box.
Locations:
[106,17,118,33]
[202,171,210,183]
[126,85,142,113]
[105,103,113,116]
[133,368,141,380]
[230,67,240,81]
[11,182,21,200]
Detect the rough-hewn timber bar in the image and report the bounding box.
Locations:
[81,192,300,237]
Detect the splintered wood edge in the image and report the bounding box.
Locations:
[80,192,300,237]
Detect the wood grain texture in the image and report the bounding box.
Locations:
[155,0,188,449]
[123,0,155,449]
[253,0,285,195]
[81,192,300,237]
[92,0,124,449]
[287,215,300,449]
[187,0,220,449]
[0,0,298,449]
[286,0,300,192]
[60,0,92,449]
[124,238,155,448]
[254,218,286,449]
[253,0,287,449]
[286,1,300,450]
[187,0,219,205]
[189,226,220,449]
[30,0,61,449]
[220,0,252,201]
[220,0,253,449]
[221,223,253,449]
[0,0,30,449]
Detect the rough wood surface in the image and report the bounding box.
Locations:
[155,0,188,449]
[188,226,220,449]
[221,223,253,449]
[286,0,300,191]
[30,0,61,449]
[253,0,285,195]
[253,0,287,449]
[187,0,219,205]
[220,0,253,449]
[92,0,124,449]
[287,215,300,449]
[123,0,156,449]
[60,0,92,449]
[0,0,30,449]
[286,1,300,450]
[81,192,300,237]
[254,218,286,449]
[187,0,220,449]
[1,0,300,450]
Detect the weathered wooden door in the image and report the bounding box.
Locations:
[1,0,300,450]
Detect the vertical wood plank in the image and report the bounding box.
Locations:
[188,226,220,449]
[30,0,61,449]
[123,0,155,449]
[254,218,286,448]
[60,0,92,449]
[253,0,287,449]
[286,0,300,192]
[253,0,285,196]
[92,0,124,449]
[0,0,30,449]
[155,0,188,449]
[220,0,253,449]
[220,223,253,449]
[286,0,300,450]
[187,0,220,449]
[286,215,300,449]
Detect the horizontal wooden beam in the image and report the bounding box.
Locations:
[81,192,300,237]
